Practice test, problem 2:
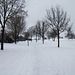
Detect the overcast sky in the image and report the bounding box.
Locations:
[26,0,75,32]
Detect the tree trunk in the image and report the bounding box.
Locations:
[1,0,6,50]
[27,40,29,46]
[42,33,44,44]
[36,32,37,42]
[15,35,17,44]
[31,35,32,42]
[42,36,44,44]
[58,29,60,47]
[15,26,17,44]
[1,27,4,50]
[42,22,44,44]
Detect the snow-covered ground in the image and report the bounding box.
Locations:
[0,39,75,75]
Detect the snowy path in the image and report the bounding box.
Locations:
[0,40,75,75]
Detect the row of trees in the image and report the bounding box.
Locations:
[0,0,27,50]
[0,1,74,50]
[27,21,48,44]
[27,5,74,47]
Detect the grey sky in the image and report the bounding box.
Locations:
[26,0,75,32]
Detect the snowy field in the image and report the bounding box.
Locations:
[0,39,75,75]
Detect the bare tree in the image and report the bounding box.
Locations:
[41,21,48,44]
[35,25,38,42]
[32,21,41,42]
[27,24,40,42]
[46,5,71,47]
[0,0,26,50]
[41,22,45,44]
[46,31,51,40]
[25,32,30,46]
[50,29,57,41]
[7,15,26,44]
[36,21,42,39]
[27,26,35,41]
[65,26,75,39]
[34,21,48,43]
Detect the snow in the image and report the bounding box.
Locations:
[0,39,75,75]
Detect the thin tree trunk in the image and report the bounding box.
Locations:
[42,36,44,44]
[31,35,32,42]
[42,22,44,44]
[42,32,44,44]
[58,29,60,47]
[15,26,17,44]
[1,0,6,50]
[27,40,29,46]
[1,27,4,50]
[36,32,37,42]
